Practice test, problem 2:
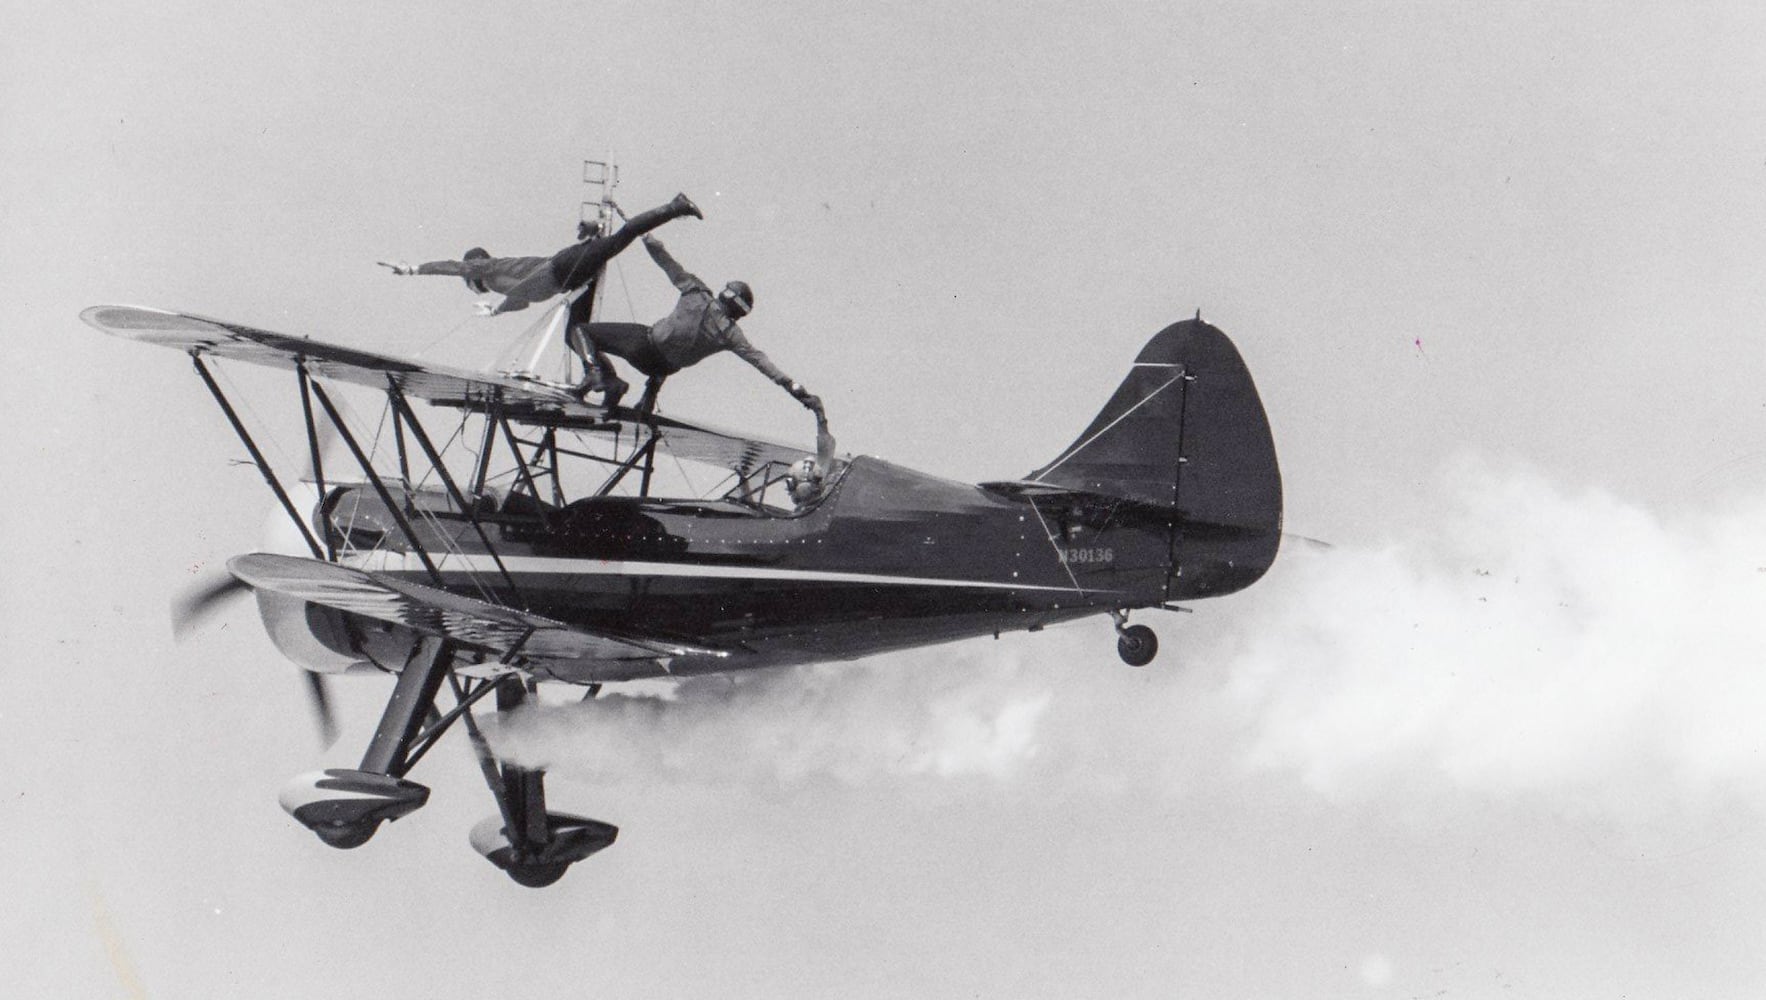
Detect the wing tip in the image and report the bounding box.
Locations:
[80,304,231,345]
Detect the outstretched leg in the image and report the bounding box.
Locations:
[549,193,701,293]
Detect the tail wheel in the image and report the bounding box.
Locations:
[1116,624,1158,666]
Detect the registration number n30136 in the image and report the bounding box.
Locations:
[1060,546,1114,565]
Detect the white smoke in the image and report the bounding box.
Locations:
[1223,457,1766,815]
[489,457,1766,818]
[487,652,1056,790]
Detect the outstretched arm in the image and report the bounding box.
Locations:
[381,259,469,276]
[642,234,702,292]
[724,327,821,412]
[382,259,473,277]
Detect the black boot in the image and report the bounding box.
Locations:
[602,375,629,412]
[669,193,703,220]
[573,365,606,401]
[635,375,666,416]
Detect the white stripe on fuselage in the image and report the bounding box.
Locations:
[343,552,1105,593]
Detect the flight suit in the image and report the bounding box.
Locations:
[570,236,808,413]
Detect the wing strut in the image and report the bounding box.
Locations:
[384,379,525,604]
[595,432,659,497]
[470,397,500,495]
[308,380,445,586]
[191,354,326,561]
[296,366,329,525]
[498,413,545,501]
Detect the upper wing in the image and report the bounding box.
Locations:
[228,552,726,664]
[80,305,815,471]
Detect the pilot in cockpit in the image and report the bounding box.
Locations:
[786,415,839,508]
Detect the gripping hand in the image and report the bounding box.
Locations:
[377,260,416,276]
[788,381,822,413]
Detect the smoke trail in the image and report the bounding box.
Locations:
[1221,457,1766,814]
[490,457,1766,815]
[487,651,1057,790]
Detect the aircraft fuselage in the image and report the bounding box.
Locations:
[318,452,1272,682]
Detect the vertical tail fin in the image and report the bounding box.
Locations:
[1031,318,1282,597]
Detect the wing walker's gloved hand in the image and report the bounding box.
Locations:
[472,300,496,316]
[788,381,822,412]
[377,260,416,276]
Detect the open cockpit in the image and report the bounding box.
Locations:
[316,456,849,558]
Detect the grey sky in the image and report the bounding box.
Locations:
[5,3,1765,997]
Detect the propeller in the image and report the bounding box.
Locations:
[171,569,341,749]
[171,568,252,642]
[304,670,340,749]
[171,411,344,748]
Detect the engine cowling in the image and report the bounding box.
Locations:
[254,590,380,675]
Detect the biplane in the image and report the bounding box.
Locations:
[80,286,1282,887]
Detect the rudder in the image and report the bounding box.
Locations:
[1030,318,1282,598]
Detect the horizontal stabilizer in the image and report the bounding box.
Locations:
[976,479,1093,501]
[228,552,724,663]
[976,479,1176,525]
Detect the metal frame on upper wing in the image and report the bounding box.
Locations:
[79,305,816,472]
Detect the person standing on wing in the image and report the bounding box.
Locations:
[378,193,702,315]
[568,229,824,420]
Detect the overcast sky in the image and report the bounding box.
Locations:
[5,3,1766,998]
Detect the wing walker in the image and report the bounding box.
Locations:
[82,166,1285,887]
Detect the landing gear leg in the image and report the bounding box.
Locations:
[465,677,618,888]
[1110,609,1159,667]
[279,635,452,848]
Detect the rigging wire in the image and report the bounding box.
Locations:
[412,312,481,361]
[612,256,638,321]
[215,363,301,475]
[1026,496,1086,595]
[407,503,498,604]
[667,446,702,499]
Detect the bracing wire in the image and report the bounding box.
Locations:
[613,256,638,320]
[407,503,498,604]
[215,363,302,475]
[412,312,482,361]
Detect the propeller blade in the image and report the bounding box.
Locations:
[171,570,252,641]
[305,671,340,749]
